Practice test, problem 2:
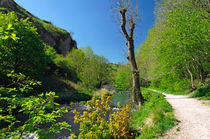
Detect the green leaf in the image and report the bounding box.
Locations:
[7,24,12,30]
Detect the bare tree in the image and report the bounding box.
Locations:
[115,0,144,106]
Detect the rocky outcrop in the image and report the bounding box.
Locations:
[0,0,77,56]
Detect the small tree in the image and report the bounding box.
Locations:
[0,12,47,79]
[115,0,144,105]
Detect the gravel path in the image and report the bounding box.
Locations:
[150,89,210,139]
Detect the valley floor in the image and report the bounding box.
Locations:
[150,89,210,139]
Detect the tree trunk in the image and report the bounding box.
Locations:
[127,39,144,106]
[186,63,196,90]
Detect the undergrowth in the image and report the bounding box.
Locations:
[132,90,178,139]
[190,85,210,100]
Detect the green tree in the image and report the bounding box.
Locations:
[0,12,47,79]
[136,27,161,82]
[67,48,86,78]
[81,46,94,60]
[157,2,209,89]
[114,64,132,90]
[81,48,110,89]
[136,0,209,91]
[56,46,112,89]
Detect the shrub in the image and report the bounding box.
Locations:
[44,44,57,64]
[150,80,160,88]
[0,12,47,78]
[0,72,71,139]
[53,54,77,80]
[73,94,132,138]
[191,85,210,99]
[158,75,191,92]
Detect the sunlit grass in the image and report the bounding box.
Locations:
[131,90,178,138]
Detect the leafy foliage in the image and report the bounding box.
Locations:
[0,72,71,139]
[53,47,112,89]
[136,0,209,92]
[191,86,210,99]
[0,12,47,79]
[114,64,132,91]
[80,47,110,89]
[73,94,132,138]
[191,79,210,99]
[44,44,57,64]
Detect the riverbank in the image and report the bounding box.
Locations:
[52,87,130,138]
[131,89,178,139]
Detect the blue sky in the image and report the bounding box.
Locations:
[14,0,155,64]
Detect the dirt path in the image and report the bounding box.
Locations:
[150,89,210,139]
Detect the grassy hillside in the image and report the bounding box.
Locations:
[0,1,68,35]
[0,0,77,56]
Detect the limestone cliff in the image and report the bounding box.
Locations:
[0,0,77,56]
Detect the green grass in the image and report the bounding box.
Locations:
[2,3,69,36]
[31,17,68,36]
[35,18,68,35]
[150,87,190,95]
[16,2,69,35]
[131,90,178,139]
[161,89,189,95]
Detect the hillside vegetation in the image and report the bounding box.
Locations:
[0,0,77,56]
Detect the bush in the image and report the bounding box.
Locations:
[173,79,191,92]
[158,75,191,92]
[53,54,78,80]
[191,85,210,99]
[73,94,133,138]
[150,80,160,88]
[0,12,47,78]
[44,44,57,64]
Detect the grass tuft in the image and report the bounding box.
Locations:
[150,87,190,95]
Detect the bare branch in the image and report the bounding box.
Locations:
[114,0,139,41]
[120,8,130,41]
[129,18,135,38]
